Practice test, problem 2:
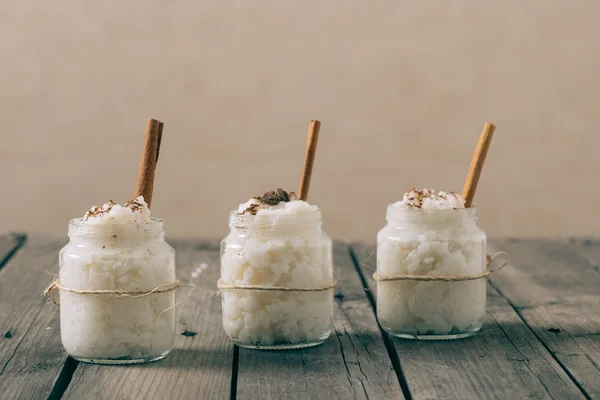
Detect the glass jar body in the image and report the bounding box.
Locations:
[376,207,487,340]
[59,218,176,364]
[220,211,334,349]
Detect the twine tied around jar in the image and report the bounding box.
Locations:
[372,252,509,283]
[217,279,337,292]
[44,278,195,305]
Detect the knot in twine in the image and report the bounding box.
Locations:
[373,252,509,283]
[217,279,337,292]
[44,278,190,305]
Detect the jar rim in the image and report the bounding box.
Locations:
[386,205,478,215]
[68,217,165,237]
[386,205,479,223]
[228,208,323,228]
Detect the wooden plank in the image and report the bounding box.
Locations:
[353,244,584,400]
[0,233,25,270]
[63,239,233,400]
[0,234,69,400]
[236,243,404,400]
[489,239,600,308]
[489,238,600,399]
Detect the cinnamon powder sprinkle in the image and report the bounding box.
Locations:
[124,198,146,213]
[84,198,146,220]
[84,200,117,220]
[403,188,462,210]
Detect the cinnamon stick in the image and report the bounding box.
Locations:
[133,118,164,208]
[298,120,321,201]
[462,122,495,208]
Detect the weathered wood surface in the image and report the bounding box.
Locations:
[63,239,234,400]
[0,234,69,400]
[352,244,584,400]
[488,239,600,308]
[236,244,404,400]
[489,238,600,399]
[1,235,599,400]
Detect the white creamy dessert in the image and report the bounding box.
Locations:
[377,189,487,338]
[395,188,466,211]
[221,189,333,348]
[59,197,176,363]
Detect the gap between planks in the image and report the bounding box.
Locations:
[230,345,239,400]
[0,233,27,272]
[348,247,413,400]
[488,280,592,400]
[0,234,72,400]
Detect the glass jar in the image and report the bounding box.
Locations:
[220,207,334,349]
[58,218,176,364]
[376,206,487,340]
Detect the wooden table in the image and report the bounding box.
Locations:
[0,234,598,400]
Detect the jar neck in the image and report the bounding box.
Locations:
[229,209,324,236]
[68,217,166,244]
[386,206,479,229]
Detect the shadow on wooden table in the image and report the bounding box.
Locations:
[105,346,235,371]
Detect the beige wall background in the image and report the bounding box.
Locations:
[1,1,598,243]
